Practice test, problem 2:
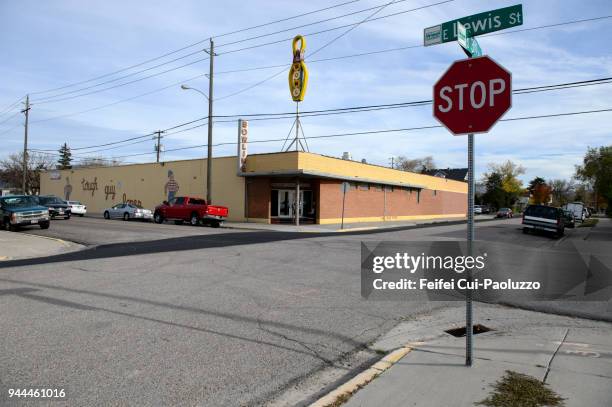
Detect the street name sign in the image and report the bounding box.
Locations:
[433,56,512,135]
[424,4,523,46]
[457,22,482,57]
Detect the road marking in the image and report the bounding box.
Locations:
[309,346,412,407]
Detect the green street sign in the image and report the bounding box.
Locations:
[424,4,523,46]
[457,22,482,57]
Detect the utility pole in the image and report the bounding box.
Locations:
[206,38,215,204]
[21,95,30,194]
[389,157,395,169]
[155,130,163,163]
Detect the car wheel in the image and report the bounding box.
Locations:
[211,221,220,228]
[65,214,71,220]
[190,213,200,226]
[7,220,17,232]
[104,211,110,219]
[154,212,164,224]
[40,221,50,230]
[79,214,84,217]
[123,212,130,221]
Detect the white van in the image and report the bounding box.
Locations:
[563,202,585,222]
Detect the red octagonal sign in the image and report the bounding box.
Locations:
[433,56,512,135]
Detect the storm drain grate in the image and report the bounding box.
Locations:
[444,324,492,337]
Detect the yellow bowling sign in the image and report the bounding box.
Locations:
[288,35,308,102]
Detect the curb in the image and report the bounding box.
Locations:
[23,233,73,247]
[308,346,412,407]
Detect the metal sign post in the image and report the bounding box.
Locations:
[430,8,516,365]
[341,182,350,230]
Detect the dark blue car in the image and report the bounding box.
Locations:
[0,195,51,231]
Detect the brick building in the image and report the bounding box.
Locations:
[41,151,467,225]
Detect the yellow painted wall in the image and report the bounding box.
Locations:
[244,151,467,194]
[40,156,246,221]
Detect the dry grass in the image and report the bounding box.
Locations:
[476,370,565,407]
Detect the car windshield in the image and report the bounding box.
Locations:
[69,201,81,205]
[1,196,39,208]
[40,196,64,205]
[499,208,510,211]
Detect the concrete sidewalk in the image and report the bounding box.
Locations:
[223,215,498,233]
[313,306,612,407]
[0,230,83,261]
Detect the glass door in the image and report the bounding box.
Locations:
[278,190,294,218]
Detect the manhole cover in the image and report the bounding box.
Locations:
[445,324,492,337]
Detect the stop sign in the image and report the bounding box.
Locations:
[433,56,511,135]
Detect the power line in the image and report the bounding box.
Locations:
[0,122,23,137]
[27,15,612,122]
[215,0,412,49]
[55,107,612,162]
[0,111,21,126]
[32,0,448,105]
[0,96,24,117]
[30,72,210,124]
[213,11,609,101]
[28,0,363,97]
[219,0,453,56]
[31,49,207,103]
[32,54,211,105]
[28,75,612,153]
[215,0,415,101]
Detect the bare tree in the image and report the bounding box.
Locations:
[395,155,435,172]
[73,157,124,168]
[548,178,574,206]
[0,152,55,194]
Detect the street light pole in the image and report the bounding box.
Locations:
[180,39,215,203]
[206,39,214,204]
[21,95,30,194]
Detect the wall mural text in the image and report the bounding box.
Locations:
[81,177,98,196]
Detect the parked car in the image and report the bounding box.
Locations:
[103,203,153,221]
[522,204,565,238]
[0,195,50,231]
[562,209,576,228]
[37,195,71,219]
[154,196,229,227]
[65,200,87,216]
[480,205,491,214]
[563,202,585,222]
[473,205,483,214]
[496,208,513,218]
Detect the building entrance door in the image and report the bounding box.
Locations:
[277,189,303,219]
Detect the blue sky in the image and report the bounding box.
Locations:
[1,0,611,184]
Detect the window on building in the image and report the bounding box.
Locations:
[351,183,358,190]
[433,190,437,196]
[384,185,393,192]
[359,183,369,191]
[375,185,383,191]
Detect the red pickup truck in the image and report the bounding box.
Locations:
[153,196,228,227]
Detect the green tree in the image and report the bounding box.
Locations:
[575,145,612,215]
[483,160,525,207]
[482,172,507,209]
[57,142,72,170]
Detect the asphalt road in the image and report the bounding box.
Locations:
[23,215,244,246]
[1,217,609,406]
